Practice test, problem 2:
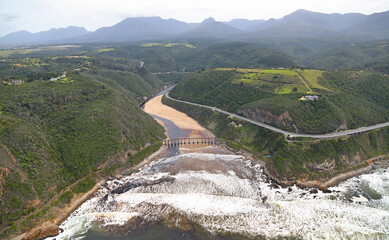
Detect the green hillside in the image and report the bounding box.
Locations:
[0,54,165,237]
[99,70,162,97]
[163,96,389,182]
[305,41,389,72]
[97,42,300,72]
[170,68,389,134]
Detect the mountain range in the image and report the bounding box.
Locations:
[1,9,388,46]
[0,26,89,46]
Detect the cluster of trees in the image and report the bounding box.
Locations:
[0,53,166,236]
[170,69,389,134]
[97,42,299,72]
[163,95,389,180]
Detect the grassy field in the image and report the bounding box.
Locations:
[164,43,195,48]
[233,70,309,94]
[140,43,164,47]
[0,46,82,58]
[297,69,330,91]
[96,48,115,53]
[141,42,195,48]
[261,69,298,75]
[275,84,309,94]
[52,56,90,59]
[11,58,49,67]
[0,49,43,57]
[215,68,262,73]
[215,68,298,75]
[54,77,74,84]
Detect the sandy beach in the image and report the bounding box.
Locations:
[144,95,210,139]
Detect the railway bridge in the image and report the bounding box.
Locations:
[163,137,216,148]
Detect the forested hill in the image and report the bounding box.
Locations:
[304,41,389,72]
[96,42,300,72]
[170,68,389,134]
[0,53,166,237]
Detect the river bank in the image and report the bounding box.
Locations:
[144,94,211,139]
[145,87,389,192]
[162,91,389,191]
[11,86,214,240]
[23,86,389,239]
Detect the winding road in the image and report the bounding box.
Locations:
[165,87,389,139]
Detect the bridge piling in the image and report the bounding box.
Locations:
[163,137,216,148]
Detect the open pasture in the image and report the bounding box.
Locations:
[234,70,308,94]
[296,69,330,91]
[261,69,298,76]
[96,48,115,52]
[275,84,309,94]
[141,42,195,48]
[0,49,43,57]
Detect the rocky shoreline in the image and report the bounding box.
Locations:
[225,144,389,192]
[267,159,389,192]
[13,144,389,240]
[19,184,101,240]
[10,146,169,240]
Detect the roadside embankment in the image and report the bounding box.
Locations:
[162,93,389,189]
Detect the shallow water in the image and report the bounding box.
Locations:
[48,153,389,240]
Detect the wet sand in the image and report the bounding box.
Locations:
[144,95,210,139]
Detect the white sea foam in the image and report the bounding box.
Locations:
[50,153,389,239]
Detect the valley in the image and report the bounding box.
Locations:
[45,82,389,240]
[0,7,389,239]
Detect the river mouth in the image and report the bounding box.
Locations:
[49,153,389,240]
[47,88,389,239]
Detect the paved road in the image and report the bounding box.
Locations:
[165,88,389,139]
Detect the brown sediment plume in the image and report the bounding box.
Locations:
[144,95,209,136]
[144,94,220,153]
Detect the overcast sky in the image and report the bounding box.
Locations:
[0,0,388,37]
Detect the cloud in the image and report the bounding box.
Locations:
[0,0,388,36]
[0,14,19,22]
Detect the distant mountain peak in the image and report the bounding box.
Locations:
[202,17,216,24]
[0,26,89,46]
[79,16,191,42]
[1,9,388,46]
[294,9,311,13]
[11,30,31,35]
